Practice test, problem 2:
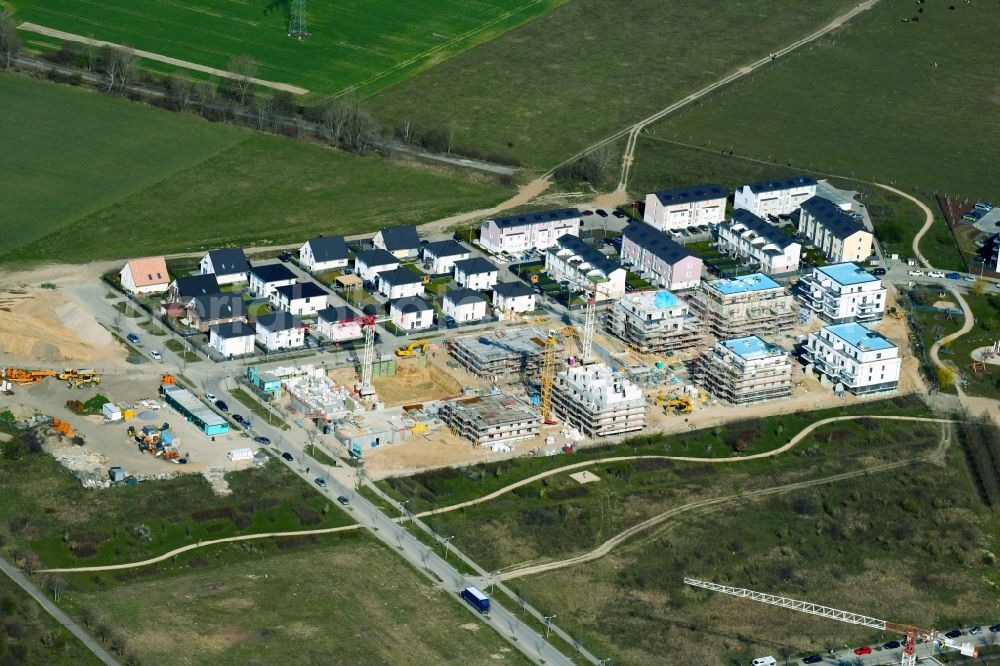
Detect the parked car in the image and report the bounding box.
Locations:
[215,400,228,412]
[595,209,608,217]
[281,452,294,462]
[963,275,977,283]
[580,210,594,216]
[126,333,140,344]
[149,350,162,361]
[612,209,626,218]
[989,623,1000,633]
[970,626,982,635]
[908,270,925,276]
[870,267,887,276]
[337,496,350,506]
[883,640,901,649]
[944,629,962,639]
[854,646,872,655]
[945,272,962,280]
[206,393,217,402]
[277,251,292,262]
[232,414,250,428]
[445,316,457,329]
[252,436,271,445]
[343,267,354,275]
[928,271,945,278]
[315,478,326,488]
[802,655,822,664]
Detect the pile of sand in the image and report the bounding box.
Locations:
[0,289,120,365]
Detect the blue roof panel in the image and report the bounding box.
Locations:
[825,323,895,351]
[710,273,781,295]
[816,262,878,286]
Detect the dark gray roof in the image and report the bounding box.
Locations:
[622,221,696,265]
[303,235,349,262]
[192,293,246,320]
[355,248,399,268]
[729,210,796,249]
[173,274,220,299]
[205,248,250,276]
[444,288,485,307]
[494,281,534,298]
[453,257,499,275]
[317,306,359,324]
[649,183,726,206]
[211,321,254,339]
[249,263,296,284]
[422,239,470,259]
[745,175,817,194]
[274,282,328,301]
[379,225,420,251]
[255,311,304,332]
[378,268,424,286]
[490,208,581,230]
[553,234,622,276]
[800,196,867,240]
[390,296,432,314]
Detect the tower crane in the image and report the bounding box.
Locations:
[328,314,388,397]
[683,577,978,665]
[538,326,578,424]
[561,275,617,365]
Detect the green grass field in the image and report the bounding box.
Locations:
[0,73,244,255]
[641,0,1000,202]
[61,535,529,666]
[0,574,101,665]
[12,0,564,95]
[1,74,508,264]
[367,0,855,168]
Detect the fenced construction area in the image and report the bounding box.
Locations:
[12,0,565,95]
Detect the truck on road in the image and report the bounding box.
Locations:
[461,586,490,614]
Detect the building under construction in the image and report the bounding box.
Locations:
[438,392,541,447]
[688,273,798,340]
[448,326,561,380]
[604,290,703,354]
[551,363,645,438]
[693,335,793,405]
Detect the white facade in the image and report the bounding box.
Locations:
[422,241,471,274]
[316,309,364,342]
[803,323,900,395]
[390,298,434,331]
[643,184,727,231]
[717,211,801,275]
[797,263,886,324]
[119,257,169,296]
[478,209,582,254]
[454,259,499,291]
[248,268,296,299]
[199,250,249,285]
[551,363,646,438]
[493,284,536,316]
[354,250,400,282]
[298,237,349,273]
[444,292,488,323]
[733,177,817,218]
[545,236,626,300]
[209,325,255,357]
[378,269,425,300]
[255,317,305,351]
[272,284,328,316]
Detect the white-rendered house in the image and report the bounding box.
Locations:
[733,176,817,217]
[209,321,255,357]
[377,268,425,300]
[248,264,297,299]
[422,240,471,274]
[120,257,170,296]
[299,236,349,273]
[643,184,727,231]
[354,249,400,283]
[453,257,499,291]
[272,282,329,316]
[254,312,306,351]
[443,288,488,323]
[199,248,250,285]
[390,296,434,331]
[492,282,536,316]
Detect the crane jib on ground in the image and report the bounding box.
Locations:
[682,578,977,665]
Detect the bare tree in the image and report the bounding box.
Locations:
[0,12,21,69]
[45,575,67,602]
[168,77,194,111]
[227,54,258,107]
[100,45,137,95]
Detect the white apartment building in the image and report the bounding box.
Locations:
[802,322,900,395]
[798,196,873,263]
[479,208,582,254]
[545,234,626,300]
[551,363,646,438]
[605,290,702,353]
[643,183,727,231]
[733,176,817,218]
[254,312,306,351]
[797,263,886,324]
[620,221,703,291]
[717,210,801,275]
[695,336,794,405]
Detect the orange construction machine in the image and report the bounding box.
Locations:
[161,373,176,387]
[3,368,56,384]
[51,417,75,437]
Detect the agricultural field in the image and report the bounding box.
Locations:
[641,0,1000,204]
[367,0,856,168]
[381,407,1000,664]
[1,75,508,264]
[12,0,565,95]
[0,73,244,256]
[60,535,529,666]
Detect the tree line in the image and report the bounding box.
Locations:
[956,414,1000,507]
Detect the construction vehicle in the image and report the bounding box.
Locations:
[684,578,977,665]
[665,395,693,414]
[395,339,429,357]
[3,368,56,384]
[51,417,75,437]
[58,368,101,389]
[160,372,176,387]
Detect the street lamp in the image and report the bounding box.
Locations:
[441,535,455,560]
[400,499,410,522]
[543,614,556,638]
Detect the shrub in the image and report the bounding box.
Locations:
[191,507,235,523]
[291,504,321,526]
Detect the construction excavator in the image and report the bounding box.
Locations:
[57,369,101,389]
[665,395,693,414]
[395,339,429,357]
[3,368,57,384]
[51,417,75,437]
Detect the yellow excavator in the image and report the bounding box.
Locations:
[58,369,101,389]
[665,395,693,414]
[395,339,429,357]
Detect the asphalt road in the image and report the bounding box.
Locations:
[0,556,119,665]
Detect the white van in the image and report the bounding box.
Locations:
[751,658,777,666]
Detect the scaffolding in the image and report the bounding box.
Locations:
[688,274,798,340]
[604,290,704,354]
[447,326,562,380]
[551,364,646,438]
[693,336,793,405]
[438,393,540,447]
